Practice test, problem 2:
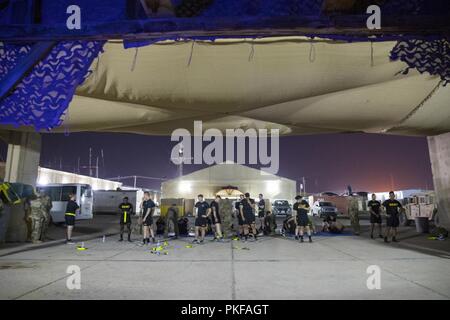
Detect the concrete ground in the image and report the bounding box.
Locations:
[0,213,449,300]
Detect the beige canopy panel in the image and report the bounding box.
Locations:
[7,37,450,136]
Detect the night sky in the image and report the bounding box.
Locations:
[30,132,433,193]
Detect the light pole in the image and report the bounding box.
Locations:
[302,176,307,196]
[170,143,193,179]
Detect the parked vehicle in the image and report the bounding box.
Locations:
[311,201,338,218]
[272,199,292,216]
[37,184,93,223]
[93,189,142,214]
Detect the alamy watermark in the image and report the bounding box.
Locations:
[66,5,81,30]
[66,265,81,290]
[367,5,381,30]
[366,265,381,290]
[170,121,279,175]
[65,4,382,31]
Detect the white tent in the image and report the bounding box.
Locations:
[161,161,297,201]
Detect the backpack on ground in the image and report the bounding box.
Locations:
[156,216,165,235]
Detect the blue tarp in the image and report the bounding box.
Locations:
[1,0,449,37]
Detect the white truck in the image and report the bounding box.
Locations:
[93,190,143,214]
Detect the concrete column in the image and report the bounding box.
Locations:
[428,132,450,230]
[3,131,41,242]
[5,131,41,185]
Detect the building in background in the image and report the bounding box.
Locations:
[37,167,122,190]
[1,163,123,190]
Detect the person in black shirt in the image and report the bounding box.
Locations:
[263,210,276,236]
[209,195,223,241]
[382,191,403,243]
[239,193,257,242]
[293,196,312,243]
[235,194,245,239]
[368,193,383,239]
[257,194,266,233]
[118,197,133,242]
[194,194,210,243]
[65,193,79,244]
[142,192,156,244]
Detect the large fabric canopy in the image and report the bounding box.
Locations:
[1,1,449,135]
[49,37,449,136]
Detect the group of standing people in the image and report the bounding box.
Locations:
[25,189,78,245]
[25,189,405,246]
[113,189,405,245]
[349,191,404,243]
[192,192,274,243]
[192,193,314,243]
[126,192,313,244]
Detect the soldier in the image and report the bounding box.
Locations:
[257,194,266,233]
[209,195,223,241]
[23,196,32,242]
[382,191,403,243]
[263,210,276,236]
[118,197,133,242]
[135,195,145,236]
[348,195,360,236]
[281,214,296,237]
[164,203,180,239]
[29,192,46,244]
[193,194,210,244]
[235,194,245,239]
[40,190,53,241]
[142,192,156,244]
[368,193,383,239]
[294,197,312,243]
[65,193,80,244]
[240,193,258,242]
[219,198,233,238]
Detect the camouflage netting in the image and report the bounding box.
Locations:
[0,41,105,130]
[391,39,450,86]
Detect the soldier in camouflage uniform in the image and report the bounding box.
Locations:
[29,193,46,244]
[23,196,32,242]
[348,195,360,236]
[164,203,179,239]
[40,191,53,241]
[219,199,233,239]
